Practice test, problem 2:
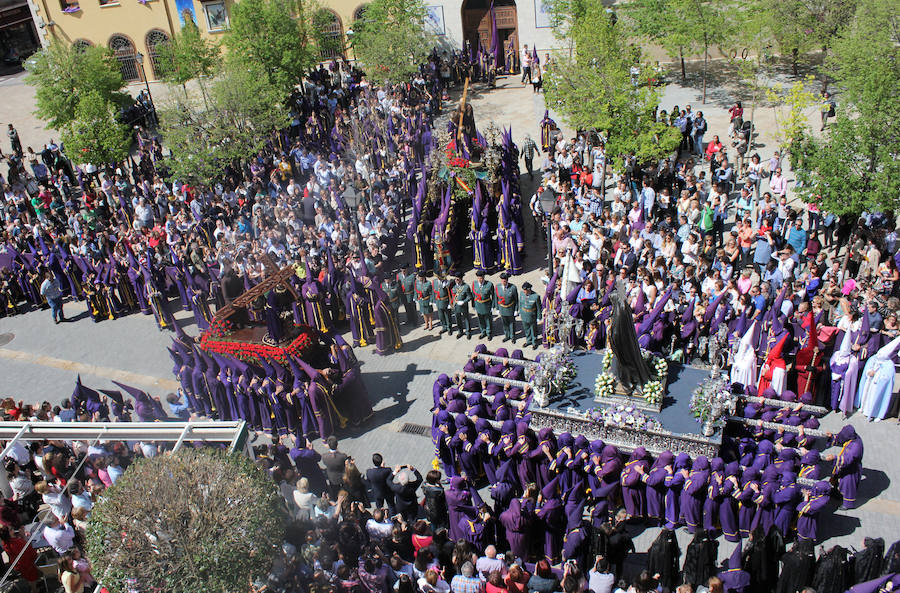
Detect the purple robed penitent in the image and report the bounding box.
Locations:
[645,450,673,522]
[536,476,566,561]
[446,477,477,541]
[622,447,649,518]
[680,456,709,532]
[831,425,864,509]
[719,462,740,542]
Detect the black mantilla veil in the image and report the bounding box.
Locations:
[608,280,652,391]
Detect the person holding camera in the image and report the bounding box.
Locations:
[389,464,422,523]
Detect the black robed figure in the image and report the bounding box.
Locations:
[608,281,652,392]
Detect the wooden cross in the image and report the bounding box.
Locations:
[212,258,300,323]
[456,77,470,148]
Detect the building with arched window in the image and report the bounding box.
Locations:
[26,0,559,81]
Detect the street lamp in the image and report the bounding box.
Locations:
[538,187,557,277]
[134,51,157,127]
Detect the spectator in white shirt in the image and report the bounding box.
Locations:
[365,508,395,541]
[43,517,75,554]
[6,461,35,504]
[36,481,71,521]
[3,440,30,466]
[419,568,451,593]
[587,556,615,593]
[476,545,506,577]
[70,480,93,512]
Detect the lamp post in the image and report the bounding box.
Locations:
[538,187,556,277]
[134,51,157,127]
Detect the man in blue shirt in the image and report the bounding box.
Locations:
[785,219,807,257]
[715,158,734,195]
[676,214,691,246]
[763,260,783,290]
[712,195,727,246]
[753,230,775,276]
[640,178,656,219]
[750,284,766,315]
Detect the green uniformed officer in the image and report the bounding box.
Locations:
[451,275,473,339]
[381,275,402,319]
[472,270,495,338]
[414,269,434,331]
[432,272,453,334]
[397,263,418,326]
[496,271,519,343]
[519,281,542,348]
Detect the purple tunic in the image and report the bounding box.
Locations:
[664,453,690,528]
[644,451,674,522]
[795,481,831,541]
[499,497,534,559]
[621,447,649,518]
[703,458,724,532]
[718,462,741,542]
[831,425,864,509]
[680,456,709,532]
[772,472,800,536]
[446,477,477,542]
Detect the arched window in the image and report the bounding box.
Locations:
[72,39,93,52]
[353,4,367,21]
[145,29,170,78]
[109,34,139,81]
[316,9,343,60]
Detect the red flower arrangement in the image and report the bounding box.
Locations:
[199,324,318,364]
[207,317,234,339]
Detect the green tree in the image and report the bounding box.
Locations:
[60,91,132,166]
[86,448,285,593]
[623,0,731,97]
[159,60,290,186]
[25,41,130,130]
[155,19,221,93]
[761,0,815,75]
[543,5,680,192]
[792,0,900,215]
[749,0,855,76]
[541,0,592,37]
[225,0,317,94]
[765,76,820,159]
[349,0,432,85]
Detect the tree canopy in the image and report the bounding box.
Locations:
[59,91,132,166]
[154,19,222,90]
[623,0,731,95]
[225,0,318,94]
[25,41,130,130]
[543,4,680,167]
[86,448,285,593]
[349,0,433,86]
[792,0,900,215]
[159,60,290,187]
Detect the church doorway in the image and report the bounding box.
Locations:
[460,0,518,73]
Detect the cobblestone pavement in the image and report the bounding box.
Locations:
[0,74,897,564]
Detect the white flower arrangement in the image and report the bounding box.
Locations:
[642,380,663,405]
[654,358,668,380]
[589,404,662,431]
[594,372,616,399]
[601,349,613,372]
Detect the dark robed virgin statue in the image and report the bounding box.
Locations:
[608,282,652,392]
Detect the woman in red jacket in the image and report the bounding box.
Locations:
[0,526,39,593]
